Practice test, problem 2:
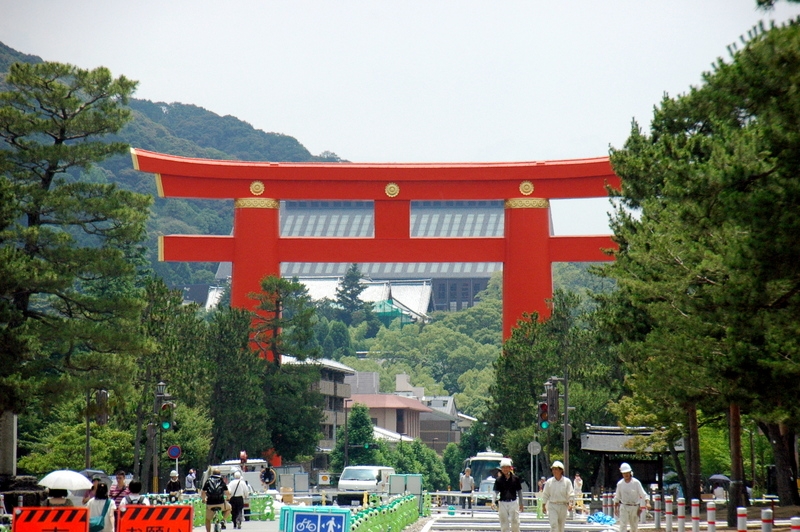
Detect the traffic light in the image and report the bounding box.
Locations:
[363,443,371,449]
[547,384,559,421]
[160,402,174,430]
[538,402,550,429]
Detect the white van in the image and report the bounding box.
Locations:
[337,465,396,506]
[200,459,269,520]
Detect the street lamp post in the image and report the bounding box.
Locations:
[343,399,353,467]
[152,382,168,493]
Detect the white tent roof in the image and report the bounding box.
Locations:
[297,277,431,321]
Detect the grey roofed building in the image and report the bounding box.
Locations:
[420,396,462,454]
[300,277,432,322]
[581,424,684,489]
[580,425,685,453]
[215,200,508,311]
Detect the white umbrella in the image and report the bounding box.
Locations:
[39,470,94,490]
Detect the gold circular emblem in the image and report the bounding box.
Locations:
[519,181,534,196]
[250,181,265,196]
[385,182,400,198]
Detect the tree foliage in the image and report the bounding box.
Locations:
[251,276,321,367]
[488,290,621,477]
[603,20,800,504]
[0,61,151,416]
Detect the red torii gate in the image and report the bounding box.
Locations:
[131,149,620,339]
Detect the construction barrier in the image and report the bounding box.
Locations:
[12,507,87,532]
[117,505,193,532]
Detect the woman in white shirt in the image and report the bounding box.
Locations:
[86,482,116,532]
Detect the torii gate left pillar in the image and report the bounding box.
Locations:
[136,150,620,339]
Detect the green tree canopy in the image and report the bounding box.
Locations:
[603,20,800,505]
[0,61,151,416]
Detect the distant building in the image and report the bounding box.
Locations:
[420,396,461,454]
[283,355,355,471]
[176,283,225,310]
[347,393,432,439]
[215,200,503,311]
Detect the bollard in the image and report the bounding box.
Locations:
[738,507,748,532]
[665,495,673,532]
[677,498,686,532]
[791,517,800,532]
[761,508,773,532]
[691,499,700,532]
[654,494,662,530]
[707,501,716,532]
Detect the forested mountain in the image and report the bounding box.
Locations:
[1,41,343,286]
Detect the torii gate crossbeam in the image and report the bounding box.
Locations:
[131,149,620,338]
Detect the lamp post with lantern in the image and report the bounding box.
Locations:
[151,381,171,493]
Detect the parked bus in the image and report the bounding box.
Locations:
[463,451,506,482]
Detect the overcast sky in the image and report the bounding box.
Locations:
[2,1,799,235]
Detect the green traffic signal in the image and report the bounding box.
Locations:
[160,402,174,430]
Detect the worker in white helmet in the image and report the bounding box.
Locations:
[614,463,648,532]
[541,460,575,532]
[491,458,523,532]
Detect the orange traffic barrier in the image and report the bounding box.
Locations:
[13,507,88,532]
[117,505,193,532]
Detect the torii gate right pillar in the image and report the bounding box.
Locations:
[504,197,554,338]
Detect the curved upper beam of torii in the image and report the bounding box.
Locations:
[131,148,620,339]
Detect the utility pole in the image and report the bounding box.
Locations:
[547,375,570,478]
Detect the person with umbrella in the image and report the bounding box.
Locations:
[83,476,101,504]
[38,469,92,506]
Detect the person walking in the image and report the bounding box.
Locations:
[491,458,523,532]
[573,472,584,513]
[43,489,73,507]
[540,461,575,532]
[460,467,475,510]
[227,471,249,529]
[202,468,231,532]
[614,463,648,532]
[119,480,150,508]
[86,482,116,532]
[108,471,130,508]
[185,469,198,495]
[82,476,101,504]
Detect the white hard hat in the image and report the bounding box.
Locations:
[551,461,565,470]
[620,463,632,474]
[500,458,513,467]
[170,470,178,477]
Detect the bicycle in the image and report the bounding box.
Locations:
[210,506,226,532]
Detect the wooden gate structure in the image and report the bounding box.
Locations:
[131,149,620,339]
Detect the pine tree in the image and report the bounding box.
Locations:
[0,62,151,416]
[335,263,367,325]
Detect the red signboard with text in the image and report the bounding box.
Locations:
[117,505,193,532]
[13,507,88,532]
